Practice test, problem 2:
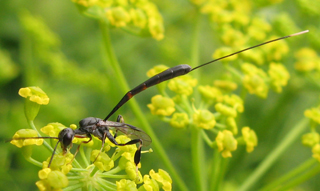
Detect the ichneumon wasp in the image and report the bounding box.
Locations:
[9,30,309,169]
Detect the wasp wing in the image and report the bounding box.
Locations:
[106,121,152,146]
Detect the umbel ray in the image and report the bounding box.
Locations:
[10,30,309,168]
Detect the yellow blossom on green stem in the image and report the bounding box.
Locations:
[240,48,264,66]
[130,8,147,28]
[36,170,69,190]
[147,95,175,116]
[170,113,189,128]
[213,47,238,62]
[304,107,320,124]
[242,63,269,98]
[216,130,238,158]
[198,85,223,102]
[43,153,73,173]
[116,179,138,191]
[106,7,131,27]
[213,80,238,92]
[294,47,320,72]
[168,75,197,96]
[241,127,258,153]
[91,150,114,171]
[10,129,43,148]
[193,109,216,130]
[215,103,237,118]
[19,86,50,105]
[226,117,238,135]
[247,18,271,41]
[149,169,172,191]
[221,25,246,47]
[302,132,320,147]
[312,144,320,162]
[41,123,67,137]
[263,37,289,61]
[146,65,169,77]
[223,94,244,113]
[140,169,172,191]
[268,62,290,93]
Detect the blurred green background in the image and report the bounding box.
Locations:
[1,0,320,190]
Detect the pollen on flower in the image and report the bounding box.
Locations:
[10,129,43,148]
[241,127,258,153]
[193,109,216,130]
[18,87,49,105]
[106,7,131,27]
[304,107,320,124]
[147,95,175,116]
[91,150,114,171]
[268,63,290,93]
[168,75,198,96]
[170,113,189,128]
[116,179,138,190]
[38,168,52,179]
[302,132,320,147]
[146,65,169,77]
[216,130,238,158]
[241,63,269,98]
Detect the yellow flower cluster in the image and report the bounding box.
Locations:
[72,0,165,40]
[146,65,258,158]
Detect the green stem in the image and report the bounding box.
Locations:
[238,117,309,191]
[99,20,188,191]
[210,149,223,191]
[191,126,207,191]
[25,156,43,167]
[276,164,320,190]
[259,158,317,191]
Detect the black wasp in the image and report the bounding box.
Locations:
[10,30,308,168]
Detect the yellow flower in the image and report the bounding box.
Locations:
[198,85,223,102]
[146,65,169,77]
[193,109,216,130]
[106,7,131,27]
[294,47,320,72]
[10,129,43,148]
[268,62,290,93]
[302,132,320,147]
[215,103,237,118]
[147,95,175,116]
[312,144,320,162]
[304,107,320,124]
[46,171,69,189]
[226,117,238,135]
[241,63,269,98]
[213,80,238,92]
[149,169,172,191]
[241,127,258,153]
[19,86,49,105]
[213,47,238,62]
[216,130,238,158]
[91,150,114,171]
[168,75,197,96]
[116,179,138,191]
[170,113,189,128]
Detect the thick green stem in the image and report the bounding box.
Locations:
[238,118,309,191]
[259,158,317,191]
[191,127,207,191]
[99,20,188,191]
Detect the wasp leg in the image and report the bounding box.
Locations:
[68,134,92,165]
[114,115,125,139]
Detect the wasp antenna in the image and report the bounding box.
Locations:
[289,30,309,37]
[191,30,309,71]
